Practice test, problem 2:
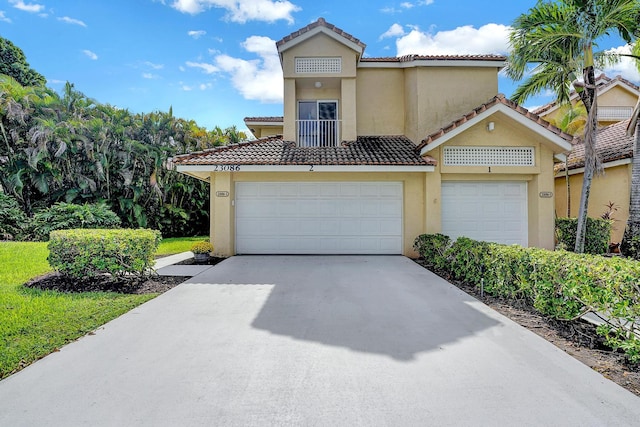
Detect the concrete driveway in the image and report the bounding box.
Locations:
[1,256,639,426]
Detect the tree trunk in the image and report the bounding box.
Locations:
[565,164,571,217]
[574,55,598,254]
[627,118,640,234]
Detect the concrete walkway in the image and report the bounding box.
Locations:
[1,256,639,426]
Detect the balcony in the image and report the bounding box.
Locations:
[296,119,342,147]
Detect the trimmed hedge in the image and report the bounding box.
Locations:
[414,234,640,364]
[555,217,612,254]
[48,229,161,278]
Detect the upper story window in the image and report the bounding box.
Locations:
[443,146,535,167]
[295,57,342,74]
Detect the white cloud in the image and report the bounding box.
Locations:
[188,30,206,39]
[142,73,159,79]
[144,61,164,70]
[9,0,44,13]
[199,83,212,90]
[602,45,640,83]
[0,11,11,22]
[58,16,87,27]
[214,35,282,103]
[170,0,300,23]
[396,23,511,56]
[186,61,219,74]
[82,50,98,60]
[382,0,433,13]
[379,23,405,40]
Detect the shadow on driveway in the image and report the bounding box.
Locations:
[214,255,501,361]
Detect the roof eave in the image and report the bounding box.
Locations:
[419,103,573,156]
[358,59,506,69]
[277,25,365,63]
[176,164,435,173]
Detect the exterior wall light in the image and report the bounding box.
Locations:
[314,81,322,88]
[487,121,495,132]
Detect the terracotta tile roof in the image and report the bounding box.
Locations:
[555,120,635,172]
[417,94,574,151]
[532,74,640,116]
[276,17,366,51]
[244,116,284,123]
[173,135,436,167]
[361,54,507,63]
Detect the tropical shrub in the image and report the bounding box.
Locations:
[555,217,612,254]
[28,202,121,241]
[412,233,450,270]
[0,193,27,239]
[621,225,640,261]
[413,234,640,363]
[48,228,161,278]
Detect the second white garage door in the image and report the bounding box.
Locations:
[441,181,528,246]
[235,182,403,254]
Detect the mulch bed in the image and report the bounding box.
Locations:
[173,256,226,266]
[414,259,640,397]
[24,256,227,294]
[24,272,190,294]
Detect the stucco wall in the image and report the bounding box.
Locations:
[554,163,631,243]
[250,125,283,138]
[407,67,499,143]
[356,68,405,136]
[208,172,428,257]
[427,114,559,250]
[281,33,358,78]
[599,86,638,108]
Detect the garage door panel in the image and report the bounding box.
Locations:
[442,182,527,247]
[236,182,402,254]
[339,183,359,197]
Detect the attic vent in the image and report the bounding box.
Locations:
[295,57,342,73]
[443,147,535,166]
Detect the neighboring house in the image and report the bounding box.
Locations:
[244,116,283,139]
[174,18,572,257]
[555,120,635,243]
[534,74,640,128]
[538,74,640,244]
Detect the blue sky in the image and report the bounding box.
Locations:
[1,0,638,132]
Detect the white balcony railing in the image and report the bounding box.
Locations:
[296,119,341,147]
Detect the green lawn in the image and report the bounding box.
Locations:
[156,236,208,256]
[0,237,202,379]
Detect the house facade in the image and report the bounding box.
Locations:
[545,76,640,243]
[174,18,572,257]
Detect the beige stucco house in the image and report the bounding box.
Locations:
[534,75,640,128]
[174,18,573,257]
[545,76,640,243]
[554,120,636,243]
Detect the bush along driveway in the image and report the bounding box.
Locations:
[414,234,640,365]
[0,256,639,426]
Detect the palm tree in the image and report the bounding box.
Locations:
[623,41,640,254]
[506,0,640,253]
[549,104,588,136]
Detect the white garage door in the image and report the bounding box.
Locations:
[235,182,403,254]
[442,181,528,246]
